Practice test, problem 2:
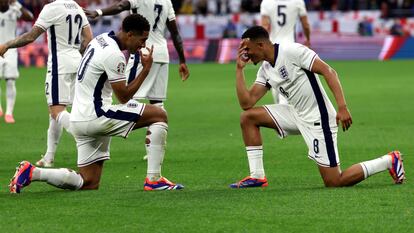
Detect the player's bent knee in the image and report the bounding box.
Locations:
[149,106,168,124]
[146,105,168,123]
[240,110,256,126]
[157,108,168,122]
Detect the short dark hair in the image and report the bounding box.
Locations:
[241,26,269,41]
[122,14,150,35]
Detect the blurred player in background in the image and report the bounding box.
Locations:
[9,14,184,193]
[260,0,310,105]
[0,0,33,123]
[0,0,93,167]
[85,0,190,160]
[230,26,404,188]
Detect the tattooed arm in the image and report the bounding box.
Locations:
[0,26,44,57]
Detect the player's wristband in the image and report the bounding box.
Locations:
[96,9,103,16]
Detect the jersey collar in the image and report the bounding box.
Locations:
[108,31,122,49]
[271,43,279,68]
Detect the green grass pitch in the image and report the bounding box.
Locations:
[0,60,413,232]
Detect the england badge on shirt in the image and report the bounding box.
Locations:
[278,65,289,79]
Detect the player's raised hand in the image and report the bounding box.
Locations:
[336,106,352,131]
[84,8,99,20]
[236,39,249,70]
[179,63,189,81]
[0,44,8,57]
[140,45,153,71]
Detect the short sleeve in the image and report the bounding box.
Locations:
[34,5,56,30]
[167,0,176,21]
[298,0,307,16]
[285,43,317,71]
[255,66,270,89]
[79,9,89,28]
[103,53,127,83]
[260,0,272,16]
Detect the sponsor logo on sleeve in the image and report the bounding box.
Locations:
[117,62,126,74]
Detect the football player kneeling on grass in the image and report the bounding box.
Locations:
[9,14,184,193]
[230,26,405,188]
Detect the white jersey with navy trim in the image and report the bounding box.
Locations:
[34,0,89,74]
[260,0,307,44]
[129,0,175,63]
[0,2,22,77]
[255,42,336,126]
[0,2,22,43]
[71,32,130,122]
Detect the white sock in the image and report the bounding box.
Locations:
[246,145,265,179]
[146,122,168,181]
[144,103,165,157]
[32,167,83,190]
[57,110,72,134]
[359,154,392,178]
[5,79,16,115]
[45,115,63,162]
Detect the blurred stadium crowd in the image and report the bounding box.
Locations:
[174,0,414,17]
[12,0,414,66]
[17,0,414,17]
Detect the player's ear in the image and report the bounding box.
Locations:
[126,31,135,38]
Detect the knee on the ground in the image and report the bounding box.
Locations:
[323,178,343,187]
[80,177,100,190]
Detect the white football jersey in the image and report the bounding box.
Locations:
[0,2,22,65]
[0,2,22,43]
[129,0,175,63]
[255,43,336,126]
[260,0,307,44]
[71,32,127,122]
[34,0,89,74]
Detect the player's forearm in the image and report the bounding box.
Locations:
[171,33,186,64]
[167,20,186,63]
[6,26,43,49]
[303,25,310,42]
[79,40,88,55]
[101,1,130,16]
[300,17,311,42]
[121,68,150,102]
[236,68,253,110]
[5,32,36,49]
[79,27,93,55]
[324,69,347,108]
